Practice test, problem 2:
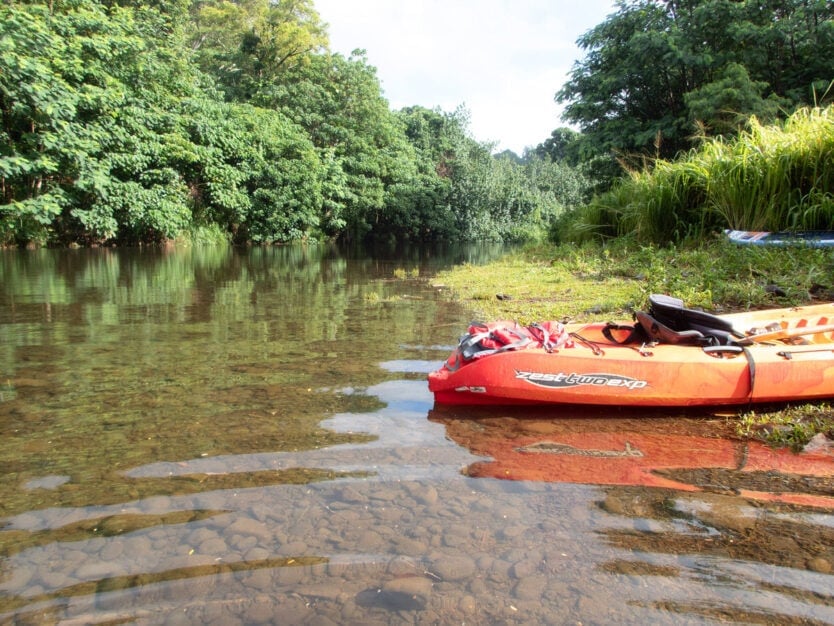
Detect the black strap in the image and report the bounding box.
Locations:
[702,344,756,402]
[570,332,604,356]
[741,346,756,401]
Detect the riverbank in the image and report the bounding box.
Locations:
[430,237,834,449]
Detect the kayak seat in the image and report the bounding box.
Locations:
[635,310,709,345]
[640,294,745,346]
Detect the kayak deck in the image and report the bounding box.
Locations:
[429,300,834,407]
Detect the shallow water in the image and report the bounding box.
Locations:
[1,244,832,625]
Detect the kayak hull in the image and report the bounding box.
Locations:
[429,303,834,407]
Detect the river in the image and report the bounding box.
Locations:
[1,244,832,625]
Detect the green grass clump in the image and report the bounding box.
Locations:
[707,107,834,231]
[562,106,834,244]
[736,404,834,451]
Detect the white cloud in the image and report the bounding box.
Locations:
[315,0,617,153]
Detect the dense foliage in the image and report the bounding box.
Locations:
[556,0,834,163]
[3,0,831,247]
[557,106,834,244]
[545,0,834,238]
[0,0,585,247]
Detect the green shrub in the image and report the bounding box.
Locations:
[557,106,834,245]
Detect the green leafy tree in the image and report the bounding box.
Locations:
[191,0,328,101]
[0,0,327,246]
[233,105,323,242]
[171,98,323,243]
[382,106,459,240]
[1,0,599,247]
[557,0,834,164]
[389,106,590,243]
[59,0,203,243]
[557,1,693,161]
[436,108,546,242]
[523,155,589,211]
[531,127,582,166]
[685,62,782,136]
[391,105,502,241]
[261,51,417,240]
[0,0,192,244]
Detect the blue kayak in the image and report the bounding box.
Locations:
[726,229,834,247]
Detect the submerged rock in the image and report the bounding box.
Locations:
[803,432,834,454]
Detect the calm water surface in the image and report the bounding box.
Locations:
[1,245,833,625]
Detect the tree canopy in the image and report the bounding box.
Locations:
[1,0,588,246]
[3,0,830,247]
[556,0,834,162]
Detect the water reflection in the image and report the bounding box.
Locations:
[123,379,477,483]
[0,244,483,519]
[598,487,834,623]
[430,408,834,623]
[1,245,833,624]
[428,408,834,507]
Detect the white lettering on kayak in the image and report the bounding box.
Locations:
[455,386,487,393]
[515,370,648,390]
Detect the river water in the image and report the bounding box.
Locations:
[1,244,832,625]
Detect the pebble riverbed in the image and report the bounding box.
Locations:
[3,380,833,624]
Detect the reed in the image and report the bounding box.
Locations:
[565,106,834,243]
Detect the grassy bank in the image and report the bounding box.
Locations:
[431,238,834,449]
[560,106,834,245]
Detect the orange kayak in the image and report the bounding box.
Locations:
[429,296,834,407]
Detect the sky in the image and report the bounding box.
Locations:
[314,0,618,155]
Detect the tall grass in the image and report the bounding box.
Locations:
[562,106,834,243]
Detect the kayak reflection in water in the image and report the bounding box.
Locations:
[428,407,834,509]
